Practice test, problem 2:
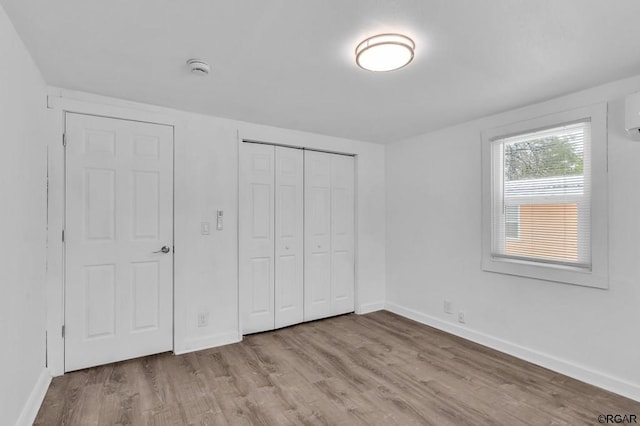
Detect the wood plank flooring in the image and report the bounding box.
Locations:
[35,311,639,425]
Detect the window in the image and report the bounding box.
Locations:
[481,104,609,288]
[494,121,590,268]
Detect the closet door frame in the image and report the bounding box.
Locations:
[237,138,358,336]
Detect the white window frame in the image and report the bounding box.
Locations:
[481,104,609,289]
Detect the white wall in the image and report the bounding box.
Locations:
[45,89,386,368]
[0,4,50,425]
[386,75,640,401]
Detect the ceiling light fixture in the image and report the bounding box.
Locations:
[186,58,210,76]
[355,33,415,72]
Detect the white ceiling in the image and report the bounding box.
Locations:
[3,0,640,143]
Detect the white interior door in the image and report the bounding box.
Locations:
[65,113,173,372]
[304,151,332,321]
[330,154,355,315]
[274,146,304,328]
[239,143,275,334]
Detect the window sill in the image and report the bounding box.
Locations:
[482,255,608,289]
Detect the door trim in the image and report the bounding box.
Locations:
[46,93,181,376]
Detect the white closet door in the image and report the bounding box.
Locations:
[304,151,333,321]
[240,143,275,334]
[330,154,355,315]
[65,113,174,372]
[274,146,304,328]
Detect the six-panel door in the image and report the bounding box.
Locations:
[65,113,174,372]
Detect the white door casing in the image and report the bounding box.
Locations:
[274,146,304,328]
[239,142,275,334]
[65,113,174,372]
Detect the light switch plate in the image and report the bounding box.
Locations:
[216,210,223,230]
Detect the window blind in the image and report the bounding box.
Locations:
[491,120,591,269]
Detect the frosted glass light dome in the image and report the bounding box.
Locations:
[355,34,415,72]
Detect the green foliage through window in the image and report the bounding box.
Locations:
[504,134,583,181]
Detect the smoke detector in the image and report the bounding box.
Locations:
[186,59,210,76]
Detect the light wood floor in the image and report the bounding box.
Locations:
[36,311,639,425]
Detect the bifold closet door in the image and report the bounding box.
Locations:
[240,143,304,334]
[240,143,275,334]
[274,146,304,328]
[304,151,355,322]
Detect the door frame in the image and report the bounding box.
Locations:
[237,137,358,336]
[46,91,182,376]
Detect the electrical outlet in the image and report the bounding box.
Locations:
[458,312,465,324]
[444,300,452,314]
[197,310,209,327]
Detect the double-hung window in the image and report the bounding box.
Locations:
[481,104,608,288]
[494,121,590,267]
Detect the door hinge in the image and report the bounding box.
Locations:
[62,133,67,147]
[61,325,65,338]
[62,229,65,243]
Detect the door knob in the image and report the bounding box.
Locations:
[153,246,171,254]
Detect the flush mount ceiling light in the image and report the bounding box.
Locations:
[355,33,415,72]
[186,58,210,76]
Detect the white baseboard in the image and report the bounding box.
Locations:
[175,331,241,355]
[16,368,52,426]
[385,302,640,402]
[357,301,385,315]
